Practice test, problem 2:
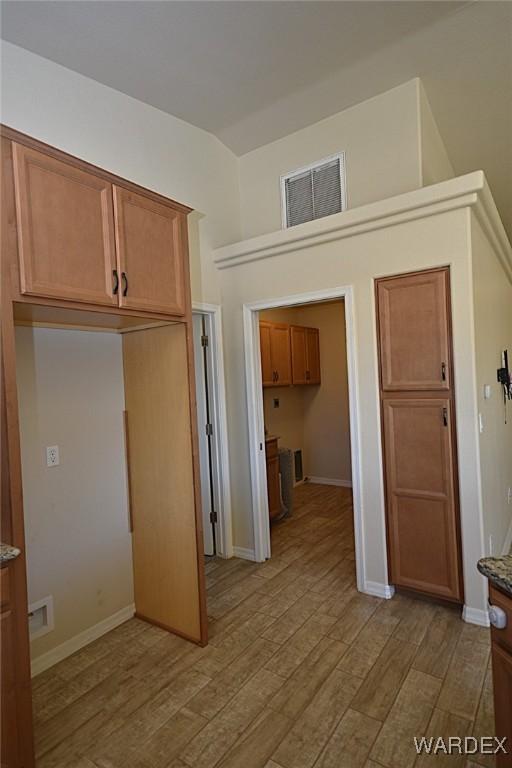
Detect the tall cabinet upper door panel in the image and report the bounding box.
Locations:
[377,269,450,390]
[12,143,117,306]
[113,186,186,315]
[382,397,462,601]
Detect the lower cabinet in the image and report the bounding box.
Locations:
[489,584,512,766]
[265,437,281,519]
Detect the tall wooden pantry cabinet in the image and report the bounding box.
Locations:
[376,268,464,603]
[1,126,208,767]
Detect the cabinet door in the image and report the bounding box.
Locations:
[492,643,512,767]
[377,269,450,391]
[114,186,186,315]
[260,322,274,387]
[305,327,321,384]
[291,326,307,385]
[271,323,291,386]
[382,397,462,601]
[12,143,117,305]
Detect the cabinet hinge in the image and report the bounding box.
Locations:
[206,423,213,436]
[201,334,209,347]
[210,510,218,524]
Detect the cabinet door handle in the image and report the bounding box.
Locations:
[112,269,119,295]
[441,362,446,381]
[275,371,279,382]
[443,407,448,427]
[121,272,128,296]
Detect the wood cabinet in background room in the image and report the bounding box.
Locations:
[11,141,187,316]
[260,320,320,388]
[259,320,291,386]
[376,267,463,604]
[265,437,281,519]
[291,325,321,385]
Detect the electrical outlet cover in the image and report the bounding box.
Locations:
[46,445,60,467]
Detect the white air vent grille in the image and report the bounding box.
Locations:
[281,153,346,228]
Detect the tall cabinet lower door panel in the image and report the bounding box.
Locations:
[382,397,462,601]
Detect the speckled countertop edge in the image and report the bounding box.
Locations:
[478,554,512,597]
[0,542,21,564]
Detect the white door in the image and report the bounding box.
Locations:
[193,313,216,555]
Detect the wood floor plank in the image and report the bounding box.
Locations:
[268,636,347,720]
[217,709,292,768]
[180,669,285,768]
[369,668,441,768]
[350,637,417,721]
[315,708,381,768]
[414,709,472,767]
[273,669,362,768]
[436,634,490,721]
[328,593,381,644]
[412,606,463,679]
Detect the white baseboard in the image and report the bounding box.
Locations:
[306,476,352,488]
[462,605,490,627]
[233,546,258,562]
[31,603,135,678]
[364,581,395,599]
[502,515,512,555]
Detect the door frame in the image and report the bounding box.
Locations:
[243,285,365,592]
[192,302,233,558]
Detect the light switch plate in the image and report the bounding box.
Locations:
[46,445,60,467]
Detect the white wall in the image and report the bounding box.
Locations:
[418,81,455,186]
[15,327,133,660]
[237,80,422,240]
[0,41,241,304]
[471,216,512,557]
[218,202,486,616]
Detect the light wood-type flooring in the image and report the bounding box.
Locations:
[32,484,494,768]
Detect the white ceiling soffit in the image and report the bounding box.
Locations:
[1,1,511,239]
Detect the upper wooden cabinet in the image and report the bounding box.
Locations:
[10,140,188,316]
[12,142,118,306]
[376,269,450,391]
[291,325,321,385]
[259,321,291,387]
[113,187,186,315]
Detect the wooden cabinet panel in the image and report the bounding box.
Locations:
[260,322,274,387]
[12,142,117,306]
[1,602,20,767]
[122,325,206,643]
[113,186,186,315]
[377,269,450,391]
[260,321,291,387]
[272,323,291,386]
[305,327,321,384]
[491,642,512,766]
[265,438,281,520]
[382,397,462,601]
[291,326,307,384]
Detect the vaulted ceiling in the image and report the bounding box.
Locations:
[1,1,511,238]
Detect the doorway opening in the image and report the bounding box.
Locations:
[243,286,365,592]
[192,303,233,560]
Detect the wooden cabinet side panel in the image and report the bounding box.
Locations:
[1,136,35,767]
[491,642,512,766]
[122,324,203,643]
